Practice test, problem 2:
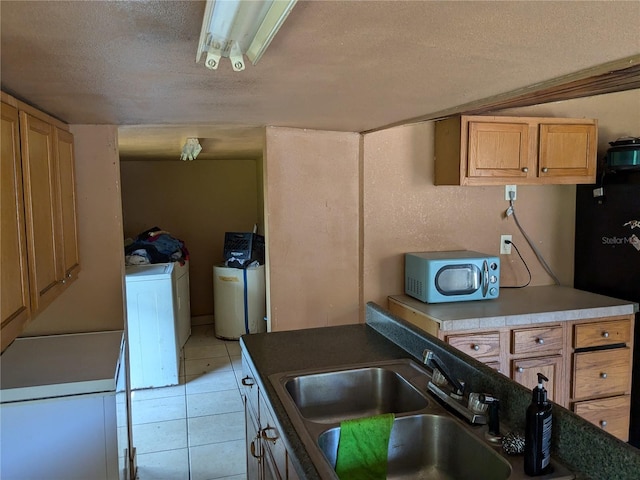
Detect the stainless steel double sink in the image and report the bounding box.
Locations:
[269,359,575,480]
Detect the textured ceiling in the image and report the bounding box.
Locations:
[1,0,639,161]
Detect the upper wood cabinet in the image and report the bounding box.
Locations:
[54,128,80,282]
[434,115,597,186]
[1,94,80,351]
[1,102,31,351]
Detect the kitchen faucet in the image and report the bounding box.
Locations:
[422,349,488,425]
[422,349,465,396]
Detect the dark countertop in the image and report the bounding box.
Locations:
[240,303,640,480]
[241,323,411,480]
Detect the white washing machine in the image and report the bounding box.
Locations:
[125,261,191,389]
[213,265,266,340]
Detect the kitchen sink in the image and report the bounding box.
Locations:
[284,366,428,423]
[269,359,575,480]
[318,413,511,480]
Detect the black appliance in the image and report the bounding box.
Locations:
[574,172,640,447]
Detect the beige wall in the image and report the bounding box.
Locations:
[362,123,575,308]
[264,127,361,331]
[119,159,262,316]
[23,125,125,335]
[362,89,640,311]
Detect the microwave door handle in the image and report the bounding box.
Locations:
[482,260,489,297]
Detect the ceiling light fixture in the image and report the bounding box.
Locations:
[180,138,202,161]
[196,0,297,72]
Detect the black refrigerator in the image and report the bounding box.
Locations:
[574,175,640,448]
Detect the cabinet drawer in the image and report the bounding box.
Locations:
[241,353,260,416]
[573,348,631,400]
[574,319,631,349]
[573,395,630,442]
[446,332,500,359]
[511,325,563,356]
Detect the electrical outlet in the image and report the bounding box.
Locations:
[505,185,517,201]
[500,235,512,254]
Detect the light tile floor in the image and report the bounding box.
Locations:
[118,324,247,480]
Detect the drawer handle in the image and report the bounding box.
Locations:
[522,167,529,173]
[600,420,608,428]
[602,331,610,338]
[535,338,544,345]
[517,367,524,373]
[242,376,255,387]
[541,167,549,173]
[262,426,279,443]
[471,344,480,351]
[250,437,262,459]
[600,372,608,379]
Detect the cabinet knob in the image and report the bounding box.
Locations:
[61,279,67,285]
[541,167,549,173]
[472,344,480,351]
[242,376,255,387]
[536,338,544,345]
[600,372,608,379]
[517,367,524,373]
[602,331,610,338]
[522,167,529,173]
[600,420,608,428]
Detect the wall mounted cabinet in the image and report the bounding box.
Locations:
[1,93,80,352]
[1,102,31,349]
[434,115,597,186]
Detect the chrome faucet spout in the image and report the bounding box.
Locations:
[422,349,465,395]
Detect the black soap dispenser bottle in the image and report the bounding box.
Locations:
[524,373,552,476]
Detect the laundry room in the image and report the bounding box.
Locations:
[118,126,266,329]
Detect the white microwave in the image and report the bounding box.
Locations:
[405,250,500,303]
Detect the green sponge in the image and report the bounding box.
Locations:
[335,413,395,480]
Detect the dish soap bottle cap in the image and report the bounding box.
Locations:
[532,373,549,404]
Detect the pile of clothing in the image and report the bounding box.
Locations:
[125,227,189,266]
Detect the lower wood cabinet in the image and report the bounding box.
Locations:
[572,348,631,400]
[388,296,635,442]
[245,397,263,479]
[568,317,634,441]
[573,395,631,441]
[242,351,298,480]
[512,355,563,404]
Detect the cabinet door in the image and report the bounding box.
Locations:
[538,124,596,180]
[261,403,286,479]
[245,398,263,480]
[512,355,563,404]
[54,127,80,283]
[1,103,31,350]
[263,445,282,480]
[467,121,531,179]
[19,111,64,314]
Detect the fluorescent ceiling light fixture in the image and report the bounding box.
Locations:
[197,0,297,72]
[180,138,202,161]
